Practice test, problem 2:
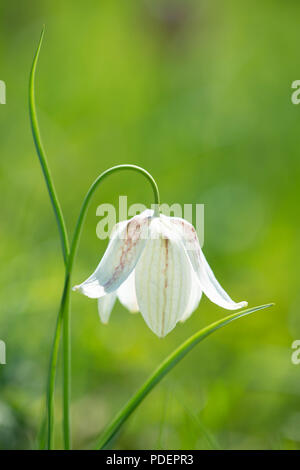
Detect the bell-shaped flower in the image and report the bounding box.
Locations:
[73,210,247,337]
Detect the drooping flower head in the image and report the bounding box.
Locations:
[73,210,247,337]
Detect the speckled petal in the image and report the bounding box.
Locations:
[73,210,153,298]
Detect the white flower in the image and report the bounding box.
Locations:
[73,210,247,337]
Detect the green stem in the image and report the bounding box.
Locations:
[95,303,274,450]
[47,165,160,448]
[68,164,160,275]
[62,283,71,449]
[46,275,70,449]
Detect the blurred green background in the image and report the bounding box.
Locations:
[0,0,299,450]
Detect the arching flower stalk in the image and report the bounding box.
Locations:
[73,211,247,337]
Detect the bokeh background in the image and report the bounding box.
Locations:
[0,0,299,450]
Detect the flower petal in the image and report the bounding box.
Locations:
[135,218,192,337]
[180,270,202,323]
[97,292,117,324]
[117,269,139,313]
[73,210,153,298]
[164,216,247,310]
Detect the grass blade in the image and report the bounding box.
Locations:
[95,303,274,449]
[29,27,71,449]
[29,26,69,265]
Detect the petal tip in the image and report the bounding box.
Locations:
[155,332,166,339]
[240,301,248,309]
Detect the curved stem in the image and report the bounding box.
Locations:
[29,26,70,265]
[95,303,274,450]
[68,164,160,274]
[48,165,160,448]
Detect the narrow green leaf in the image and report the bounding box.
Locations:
[95,303,274,449]
[29,26,70,265]
[29,27,71,449]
